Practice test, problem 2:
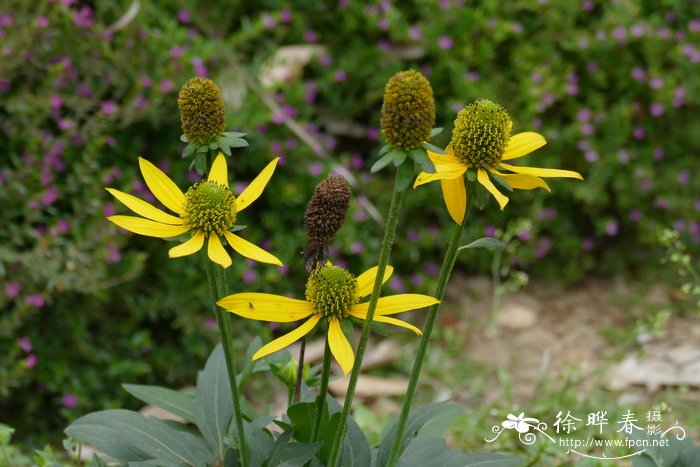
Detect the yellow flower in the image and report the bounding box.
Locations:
[414,100,583,223]
[217,264,439,374]
[106,153,283,269]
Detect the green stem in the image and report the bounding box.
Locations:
[204,258,249,466]
[310,339,332,443]
[386,181,476,467]
[327,176,405,466]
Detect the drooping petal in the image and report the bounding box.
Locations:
[490,170,551,192]
[138,158,186,215]
[355,265,394,298]
[252,315,321,360]
[499,163,583,180]
[217,293,314,322]
[208,153,228,186]
[477,169,509,210]
[372,315,422,335]
[107,215,190,238]
[207,233,232,268]
[169,231,205,258]
[106,188,184,225]
[235,157,280,212]
[413,162,467,188]
[328,318,354,375]
[223,231,283,266]
[502,132,547,161]
[352,294,439,316]
[427,148,462,167]
[441,176,466,224]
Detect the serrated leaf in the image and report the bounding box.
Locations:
[430,127,443,137]
[122,384,195,423]
[421,142,446,154]
[65,410,213,466]
[370,153,395,173]
[192,345,233,461]
[458,237,505,251]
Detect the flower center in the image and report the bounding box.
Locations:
[305,265,358,320]
[451,99,512,170]
[183,181,236,234]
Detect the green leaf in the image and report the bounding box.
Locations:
[370,153,395,173]
[238,337,262,391]
[220,144,232,156]
[65,409,214,466]
[421,142,446,154]
[240,416,275,467]
[458,237,505,251]
[474,184,490,211]
[442,452,525,466]
[194,153,207,176]
[90,454,109,467]
[286,402,318,443]
[411,148,435,173]
[377,401,461,466]
[397,437,446,466]
[466,169,477,182]
[122,384,195,424]
[182,143,196,159]
[320,412,371,467]
[430,127,443,137]
[192,345,233,461]
[267,430,322,467]
[490,172,513,192]
[378,144,392,157]
[230,224,247,232]
[223,131,247,138]
[180,134,190,143]
[394,160,415,192]
[390,149,408,167]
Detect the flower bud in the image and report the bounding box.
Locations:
[178,77,226,145]
[380,70,435,149]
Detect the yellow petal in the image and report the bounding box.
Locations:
[169,231,205,258]
[491,170,551,192]
[138,158,186,215]
[235,157,279,212]
[252,315,320,360]
[328,318,354,375]
[217,293,314,322]
[355,265,394,298]
[372,315,422,335]
[427,149,461,166]
[499,163,583,180]
[208,153,228,186]
[441,177,466,224]
[106,188,184,225]
[352,294,439,316]
[502,132,547,161]
[107,215,190,238]
[207,233,232,268]
[477,169,509,210]
[413,162,466,188]
[223,231,283,266]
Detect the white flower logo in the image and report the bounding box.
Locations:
[502,413,539,433]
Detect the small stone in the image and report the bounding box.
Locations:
[496,302,537,330]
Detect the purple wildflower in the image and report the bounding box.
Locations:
[5,282,21,298]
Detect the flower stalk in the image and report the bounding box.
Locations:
[204,257,249,466]
[386,180,476,467]
[327,174,405,466]
[310,339,332,444]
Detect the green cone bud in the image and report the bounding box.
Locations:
[451,99,512,169]
[183,181,236,234]
[178,77,226,145]
[302,175,351,271]
[380,70,435,149]
[305,265,358,319]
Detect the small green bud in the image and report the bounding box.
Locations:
[380,70,436,149]
[305,265,358,319]
[178,77,226,145]
[183,181,236,234]
[451,99,513,170]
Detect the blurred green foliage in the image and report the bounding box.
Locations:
[1,0,698,449]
